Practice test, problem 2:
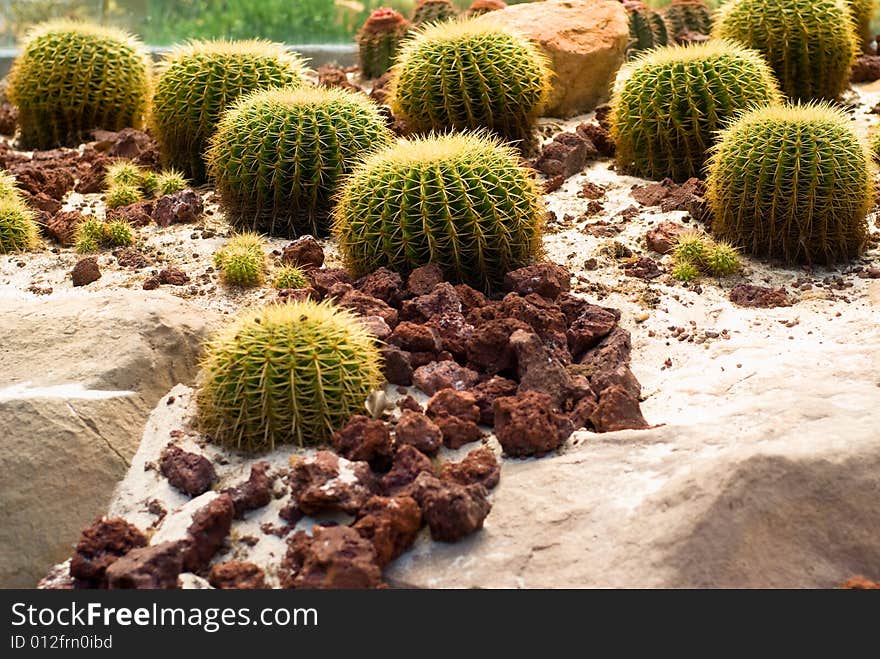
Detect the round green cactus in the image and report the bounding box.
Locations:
[707,103,873,265]
[712,0,856,101]
[703,241,740,276]
[610,40,782,181]
[846,0,875,50]
[671,260,699,282]
[357,8,410,79]
[390,18,551,145]
[0,197,39,253]
[105,220,134,247]
[624,0,669,55]
[150,40,308,183]
[213,232,267,287]
[411,0,459,26]
[197,300,383,452]
[0,170,18,201]
[105,183,143,209]
[105,161,144,188]
[334,131,544,293]
[273,265,310,289]
[7,21,150,149]
[207,86,392,238]
[155,169,188,196]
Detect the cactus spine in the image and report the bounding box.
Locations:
[357,8,410,79]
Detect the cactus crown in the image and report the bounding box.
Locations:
[207,85,392,238]
[390,18,552,144]
[197,300,383,452]
[7,20,150,149]
[707,102,873,265]
[150,39,308,182]
[611,39,782,181]
[362,7,409,33]
[712,0,856,101]
[334,130,545,293]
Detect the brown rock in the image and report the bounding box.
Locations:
[106,541,185,590]
[624,256,662,279]
[494,390,573,457]
[407,263,444,296]
[441,447,500,490]
[75,157,110,193]
[114,247,150,269]
[510,329,592,410]
[380,345,413,385]
[358,315,392,341]
[183,493,234,571]
[590,362,641,400]
[466,317,531,375]
[591,384,649,432]
[410,473,491,543]
[332,415,393,469]
[71,257,100,287]
[152,189,202,227]
[309,267,353,297]
[328,282,399,327]
[281,235,325,270]
[0,102,17,136]
[224,462,273,518]
[69,517,148,587]
[106,200,154,227]
[851,55,880,83]
[353,495,422,566]
[209,561,267,589]
[504,262,571,300]
[469,375,519,425]
[534,131,597,178]
[426,389,483,449]
[645,220,688,255]
[142,276,160,290]
[290,451,377,516]
[454,283,489,311]
[43,210,84,246]
[93,127,159,167]
[500,292,570,360]
[159,444,216,497]
[282,526,383,589]
[277,287,319,304]
[569,393,599,430]
[579,327,632,376]
[576,122,615,157]
[631,179,672,206]
[381,444,435,496]
[389,321,441,353]
[356,267,405,307]
[413,360,480,395]
[567,304,618,359]
[158,267,189,286]
[400,282,462,322]
[394,410,443,456]
[730,284,792,309]
[425,312,474,359]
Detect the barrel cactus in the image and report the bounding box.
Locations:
[466,0,508,17]
[664,0,713,41]
[213,232,267,287]
[610,40,782,181]
[411,0,459,26]
[623,0,669,55]
[712,0,856,101]
[0,170,18,200]
[847,0,875,50]
[273,265,309,289]
[334,131,544,293]
[150,40,308,182]
[7,21,150,149]
[357,8,410,79]
[707,103,873,265]
[0,197,39,253]
[207,86,392,238]
[390,18,551,145]
[197,300,383,452]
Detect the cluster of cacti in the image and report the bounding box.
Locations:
[390,19,551,145]
[213,232,267,287]
[610,40,781,181]
[104,161,189,207]
[196,300,383,452]
[670,230,740,281]
[712,0,856,101]
[847,0,875,51]
[411,0,459,26]
[333,131,544,293]
[0,173,39,253]
[465,0,508,17]
[707,103,873,265]
[273,264,310,290]
[75,217,134,252]
[151,40,308,182]
[7,21,150,149]
[207,86,392,238]
[623,0,669,55]
[357,8,410,79]
[664,0,713,41]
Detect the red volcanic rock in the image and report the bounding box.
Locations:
[353,495,422,566]
[69,517,148,587]
[440,447,500,490]
[282,526,383,589]
[209,561,267,589]
[159,444,216,497]
[493,390,573,458]
[410,473,491,543]
[394,410,443,456]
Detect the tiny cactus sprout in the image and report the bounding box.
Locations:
[713,0,856,101]
[623,0,669,55]
[411,0,459,26]
[150,40,309,182]
[207,86,392,238]
[465,0,508,17]
[105,183,143,209]
[273,264,310,290]
[141,171,159,196]
[357,8,410,79]
[196,300,383,452]
[703,241,740,277]
[74,218,107,253]
[610,40,781,181]
[0,170,19,200]
[155,169,188,196]
[7,21,150,149]
[671,259,700,282]
[214,232,267,287]
[333,131,545,294]
[707,103,874,265]
[105,161,144,188]
[673,230,709,265]
[104,220,134,247]
[0,197,40,253]
[389,18,552,145]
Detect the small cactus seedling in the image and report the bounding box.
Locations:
[207,86,392,238]
[7,21,150,149]
[0,197,39,253]
[703,241,740,276]
[411,0,459,26]
[671,259,699,282]
[104,220,134,247]
[664,0,712,41]
[623,0,669,55]
[357,8,410,79]
[713,0,856,101]
[141,171,159,196]
[610,40,782,181]
[273,265,310,290]
[0,170,18,200]
[213,232,267,287]
[465,0,508,17]
[105,183,143,209]
[196,300,383,452]
[150,40,309,182]
[390,18,552,145]
[707,103,874,265]
[75,217,134,252]
[671,230,740,279]
[673,230,709,265]
[105,161,144,188]
[155,169,188,196]
[333,131,545,293]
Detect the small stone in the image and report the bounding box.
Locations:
[281,235,324,270]
[106,541,185,590]
[410,473,491,543]
[331,415,393,470]
[394,410,443,456]
[159,444,216,497]
[353,495,422,567]
[493,390,573,458]
[281,526,383,589]
[413,360,480,396]
[209,561,267,589]
[504,263,571,300]
[71,257,100,287]
[440,447,500,490]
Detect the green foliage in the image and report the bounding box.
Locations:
[357,8,411,79]
[411,0,459,25]
[390,18,551,144]
[273,265,310,290]
[150,40,308,183]
[7,21,150,149]
[0,197,40,253]
[713,0,856,101]
[707,103,873,265]
[671,230,740,279]
[625,1,669,54]
[213,232,267,287]
[334,131,545,293]
[155,169,189,196]
[664,0,712,41]
[671,259,699,282]
[196,300,383,452]
[610,40,782,181]
[105,183,143,209]
[207,86,392,238]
